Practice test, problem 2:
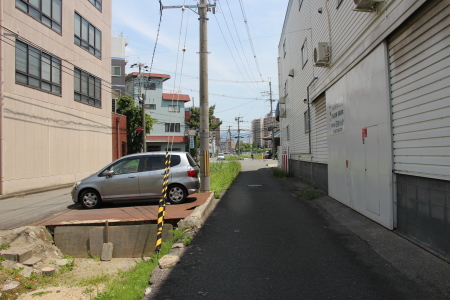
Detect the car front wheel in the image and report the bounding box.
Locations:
[80,189,102,209]
[167,184,187,204]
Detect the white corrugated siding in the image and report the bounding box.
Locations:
[311,94,327,163]
[389,0,450,179]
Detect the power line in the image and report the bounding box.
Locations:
[238,0,264,81]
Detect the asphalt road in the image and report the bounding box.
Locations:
[151,159,435,300]
[0,187,74,230]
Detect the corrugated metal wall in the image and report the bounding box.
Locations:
[389,0,450,180]
[311,94,327,163]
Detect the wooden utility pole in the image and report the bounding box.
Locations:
[199,0,210,191]
[163,1,216,191]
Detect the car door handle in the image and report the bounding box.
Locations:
[128,176,136,178]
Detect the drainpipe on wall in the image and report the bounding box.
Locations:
[306,77,318,154]
[116,117,120,159]
[307,77,318,188]
[0,0,4,195]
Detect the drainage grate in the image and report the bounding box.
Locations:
[247,184,263,187]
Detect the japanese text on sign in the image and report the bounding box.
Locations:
[328,101,345,135]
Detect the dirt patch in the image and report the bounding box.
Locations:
[0,226,147,300]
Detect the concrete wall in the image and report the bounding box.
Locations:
[2,0,112,194]
[289,160,328,193]
[396,174,450,255]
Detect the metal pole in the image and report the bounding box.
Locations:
[269,81,275,159]
[236,117,241,156]
[141,75,146,152]
[199,0,210,191]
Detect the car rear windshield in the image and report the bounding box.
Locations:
[186,153,198,167]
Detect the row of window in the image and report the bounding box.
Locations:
[15,40,102,108]
[16,1,102,58]
[112,99,181,114]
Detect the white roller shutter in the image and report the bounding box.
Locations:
[388,0,450,180]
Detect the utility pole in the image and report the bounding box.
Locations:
[131,62,148,153]
[235,117,243,156]
[269,81,276,159]
[262,80,276,159]
[163,1,216,192]
[227,126,232,153]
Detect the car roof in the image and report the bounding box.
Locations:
[122,151,187,158]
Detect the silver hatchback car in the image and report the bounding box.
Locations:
[71,151,200,209]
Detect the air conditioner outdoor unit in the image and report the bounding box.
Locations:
[353,0,384,12]
[279,96,286,104]
[314,42,329,67]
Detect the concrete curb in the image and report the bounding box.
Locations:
[144,192,219,299]
[177,192,216,229]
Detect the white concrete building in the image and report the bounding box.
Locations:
[1,0,112,195]
[278,0,450,255]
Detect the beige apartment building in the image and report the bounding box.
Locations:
[0,0,112,195]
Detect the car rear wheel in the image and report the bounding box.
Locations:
[80,189,102,209]
[167,184,187,204]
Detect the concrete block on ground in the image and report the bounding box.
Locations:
[158,254,180,269]
[89,224,173,258]
[101,242,113,261]
[22,257,42,266]
[19,266,34,278]
[54,226,97,258]
[0,248,32,263]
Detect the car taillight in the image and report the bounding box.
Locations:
[187,170,197,177]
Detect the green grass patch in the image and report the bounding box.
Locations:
[224,155,243,161]
[301,188,319,200]
[93,242,172,300]
[271,167,289,179]
[92,228,186,300]
[0,243,10,250]
[183,235,193,246]
[210,160,241,198]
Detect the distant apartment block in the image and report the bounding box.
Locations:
[125,73,190,152]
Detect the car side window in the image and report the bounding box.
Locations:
[142,155,181,171]
[143,156,165,171]
[102,158,141,175]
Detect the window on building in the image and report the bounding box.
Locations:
[286,125,290,141]
[284,80,288,96]
[337,0,343,8]
[16,0,62,33]
[168,105,180,113]
[304,110,310,133]
[302,39,308,67]
[15,40,61,95]
[299,0,303,10]
[283,39,286,58]
[112,90,120,112]
[112,66,121,76]
[74,67,101,108]
[144,82,156,90]
[74,12,102,58]
[145,104,156,110]
[89,0,102,11]
[165,123,180,132]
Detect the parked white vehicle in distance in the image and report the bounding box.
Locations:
[217,153,225,161]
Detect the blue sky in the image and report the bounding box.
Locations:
[112,0,287,136]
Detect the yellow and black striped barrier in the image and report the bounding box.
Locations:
[155,151,171,252]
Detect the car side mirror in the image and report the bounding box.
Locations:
[104,170,115,178]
